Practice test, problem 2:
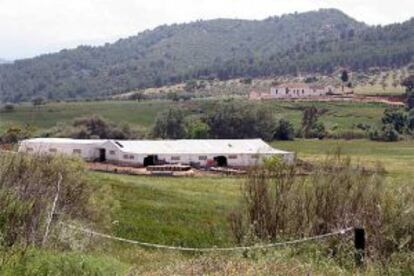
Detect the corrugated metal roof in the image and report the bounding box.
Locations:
[21,138,291,155]
[114,139,288,155]
[272,82,310,89]
[22,138,106,145]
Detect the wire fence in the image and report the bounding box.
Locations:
[62,223,354,253]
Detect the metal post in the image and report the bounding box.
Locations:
[354,227,365,266]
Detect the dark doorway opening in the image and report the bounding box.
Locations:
[144,155,158,167]
[214,156,227,167]
[99,148,106,162]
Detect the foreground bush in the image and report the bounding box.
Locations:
[0,153,117,251]
[229,153,414,265]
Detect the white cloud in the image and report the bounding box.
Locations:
[0,0,412,59]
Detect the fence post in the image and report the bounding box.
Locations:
[354,227,365,266]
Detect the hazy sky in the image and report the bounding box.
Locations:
[1,0,413,60]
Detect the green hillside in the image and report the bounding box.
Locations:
[0,9,413,102]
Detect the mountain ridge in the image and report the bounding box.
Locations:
[0,8,413,102]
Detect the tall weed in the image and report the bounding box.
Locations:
[229,151,413,264]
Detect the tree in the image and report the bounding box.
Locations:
[301,106,319,138]
[381,108,407,134]
[402,75,414,109]
[186,119,210,139]
[402,75,414,91]
[273,119,295,140]
[369,108,409,142]
[184,79,199,92]
[1,103,15,112]
[340,70,349,92]
[46,115,138,139]
[128,92,147,101]
[408,109,414,131]
[206,102,276,141]
[32,96,46,106]
[167,92,180,102]
[0,125,33,144]
[152,108,187,139]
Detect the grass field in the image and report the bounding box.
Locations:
[0,100,170,133]
[0,99,389,135]
[1,139,411,274]
[89,174,240,247]
[1,99,412,273]
[273,139,414,182]
[72,139,414,274]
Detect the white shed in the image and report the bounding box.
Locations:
[19,138,295,167]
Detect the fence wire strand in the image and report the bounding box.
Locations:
[63,223,353,252]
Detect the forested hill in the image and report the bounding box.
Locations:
[0,9,413,102]
[0,59,9,64]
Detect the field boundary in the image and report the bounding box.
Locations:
[63,223,353,252]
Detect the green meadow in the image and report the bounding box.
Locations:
[0,99,388,134]
[1,100,413,274]
[71,139,413,274]
[88,139,414,249]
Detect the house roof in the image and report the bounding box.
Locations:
[272,82,310,89]
[22,138,106,145]
[21,138,291,155]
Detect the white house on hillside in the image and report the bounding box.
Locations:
[18,138,294,167]
[270,83,336,98]
[250,83,337,100]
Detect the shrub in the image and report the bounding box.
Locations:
[186,119,210,139]
[45,115,139,139]
[229,153,413,263]
[300,106,326,139]
[381,124,400,142]
[381,108,407,134]
[0,103,15,113]
[240,78,252,85]
[0,125,33,144]
[408,109,414,131]
[0,153,117,248]
[206,102,276,141]
[327,129,368,140]
[151,108,187,139]
[273,119,294,140]
[32,96,46,106]
[127,92,147,101]
[310,122,326,139]
[369,127,383,141]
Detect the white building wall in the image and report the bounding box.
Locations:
[19,140,295,167]
[270,85,329,99]
[19,140,100,160]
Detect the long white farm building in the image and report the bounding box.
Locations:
[18,138,294,167]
